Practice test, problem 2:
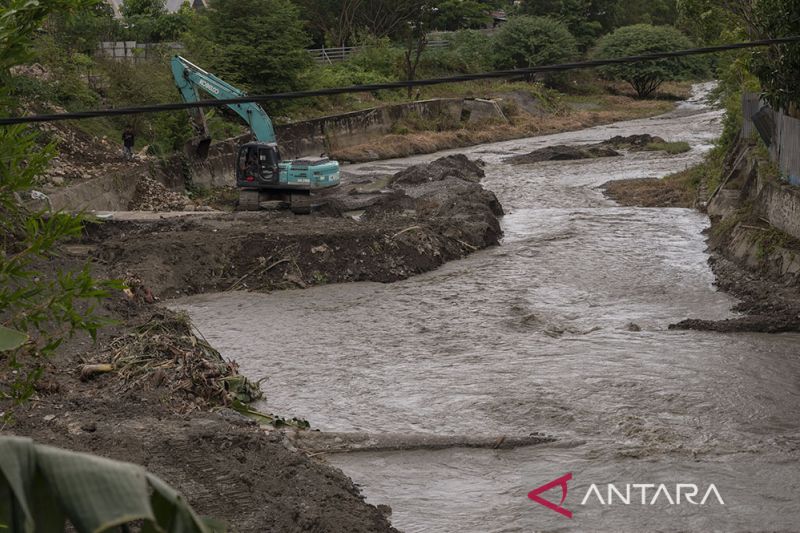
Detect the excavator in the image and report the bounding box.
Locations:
[170,56,340,212]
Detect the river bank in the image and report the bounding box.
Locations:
[602,136,800,333]
[167,83,800,531]
[3,154,503,531]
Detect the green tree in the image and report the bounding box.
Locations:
[492,15,578,71]
[1,0,121,406]
[749,0,800,115]
[190,0,311,98]
[519,0,619,49]
[676,0,732,44]
[121,0,167,18]
[615,0,678,27]
[434,0,491,31]
[592,24,706,97]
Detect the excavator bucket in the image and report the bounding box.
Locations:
[187,136,212,160]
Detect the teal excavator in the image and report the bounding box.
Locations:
[170,56,340,211]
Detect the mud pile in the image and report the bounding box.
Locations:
[505,144,620,165]
[602,134,666,149]
[85,155,503,298]
[506,134,681,166]
[389,154,485,184]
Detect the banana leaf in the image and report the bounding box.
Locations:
[0,437,222,533]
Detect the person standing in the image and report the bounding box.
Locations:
[122,127,135,160]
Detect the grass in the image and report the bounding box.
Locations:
[644,141,691,155]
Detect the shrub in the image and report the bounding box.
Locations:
[423,30,494,75]
[592,24,707,98]
[492,16,578,86]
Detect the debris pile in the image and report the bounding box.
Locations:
[390,154,485,185]
[128,175,191,211]
[505,144,620,164]
[92,311,263,411]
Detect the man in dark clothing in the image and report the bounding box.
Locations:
[122,127,135,160]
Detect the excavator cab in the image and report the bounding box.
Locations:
[236,142,281,186]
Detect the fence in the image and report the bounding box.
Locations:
[96,41,184,63]
[742,92,800,186]
[307,40,450,64]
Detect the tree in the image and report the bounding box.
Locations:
[492,15,578,71]
[355,0,430,38]
[1,0,121,407]
[748,0,800,115]
[433,0,491,31]
[192,0,311,98]
[676,0,734,44]
[615,0,678,27]
[121,0,167,18]
[397,1,439,97]
[519,0,619,49]
[295,0,364,47]
[592,24,705,97]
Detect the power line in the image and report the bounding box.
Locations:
[2,36,798,126]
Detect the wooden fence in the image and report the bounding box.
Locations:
[742,92,800,186]
[307,40,450,64]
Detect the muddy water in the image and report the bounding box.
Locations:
[173,84,800,531]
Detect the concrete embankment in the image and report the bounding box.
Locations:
[669,137,800,332]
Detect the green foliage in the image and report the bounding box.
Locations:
[0,436,221,532]
[644,140,691,154]
[675,0,733,44]
[121,0,167,17]
[44,2,121,54]
[492,16,577,84]
[188,0,312,103]
[750,0,800,114]
[433,0,491,31]
[592,24,706,97]
[1,0,121,407]
[422,30,493,74]
[519,0,615,49]
[614,0,677,27]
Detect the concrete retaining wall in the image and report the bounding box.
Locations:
[48,172,141,211]
[756,175,800,240]
[42,97,508,208]
[180,97,503,189]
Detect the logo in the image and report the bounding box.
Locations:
[528,472,573,518]
[198,79,220,96]
[529,473,725,519]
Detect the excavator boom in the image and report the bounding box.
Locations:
[170,56,278,157]
[170,55,340,208]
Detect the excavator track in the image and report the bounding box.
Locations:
[238,190,261,211]
[238,189,318,213]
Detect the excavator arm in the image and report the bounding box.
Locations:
[170,55,278,158]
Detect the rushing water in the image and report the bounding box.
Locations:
[173,84,800,531]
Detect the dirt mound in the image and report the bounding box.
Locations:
[602,134,666,148]
[601,177,694,208]
[8,395,397,533]
[669,314,800,333]
[390,154,485,185]
[86,155,503,298]
[505,144,621,165]
[128,175,191,211]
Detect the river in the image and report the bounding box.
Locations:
[173,84,800,531]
